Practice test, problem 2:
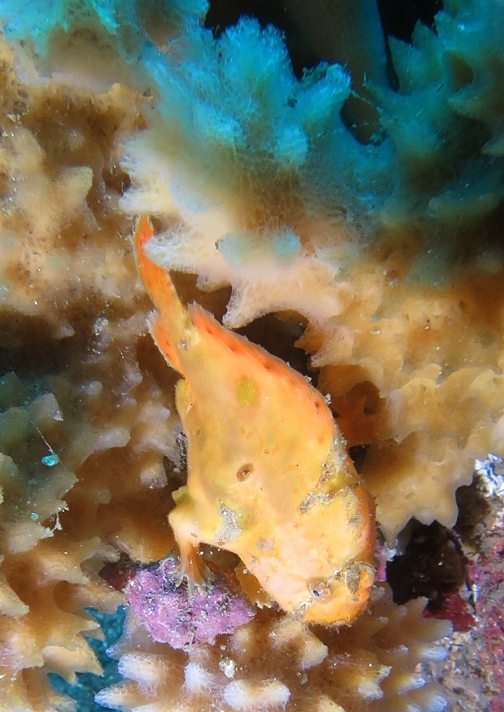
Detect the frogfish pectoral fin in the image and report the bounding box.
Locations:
[169,486,209,593]
[176,540,210,595]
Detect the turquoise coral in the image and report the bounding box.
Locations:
[3,0,503,236]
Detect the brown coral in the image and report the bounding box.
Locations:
[304,255,504,540]
[0,320,185,708]
[0,35,182,709]
[0,34,142,342]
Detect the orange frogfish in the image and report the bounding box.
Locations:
[134,216,375,625]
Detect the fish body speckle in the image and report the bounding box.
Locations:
[135,216,375,625]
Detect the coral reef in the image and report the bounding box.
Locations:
[0,32,180,708]
[0,371,121,710]
[0,0,502,709]
[97,583,451,712]
[0,313,185,711]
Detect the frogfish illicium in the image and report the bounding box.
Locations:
[134,215,375,625]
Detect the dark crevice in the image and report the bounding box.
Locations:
[454,479,492,549]
[205,0,444,80]
[348,443,369,473]
[386,519,467,608]
[377,0,443,43]
[237,313,309,377]
[378,0,443,89]
[385,479,488,631]
[0,318,83,381]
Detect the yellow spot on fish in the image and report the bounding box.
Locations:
[236,376,258,406]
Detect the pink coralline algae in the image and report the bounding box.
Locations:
[426,590,475,634]
[469,457,504,710]
[425,456,504,711]
[126,557,255,649]
[468,557,504,711]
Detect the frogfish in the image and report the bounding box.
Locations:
[134,216,375,625]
